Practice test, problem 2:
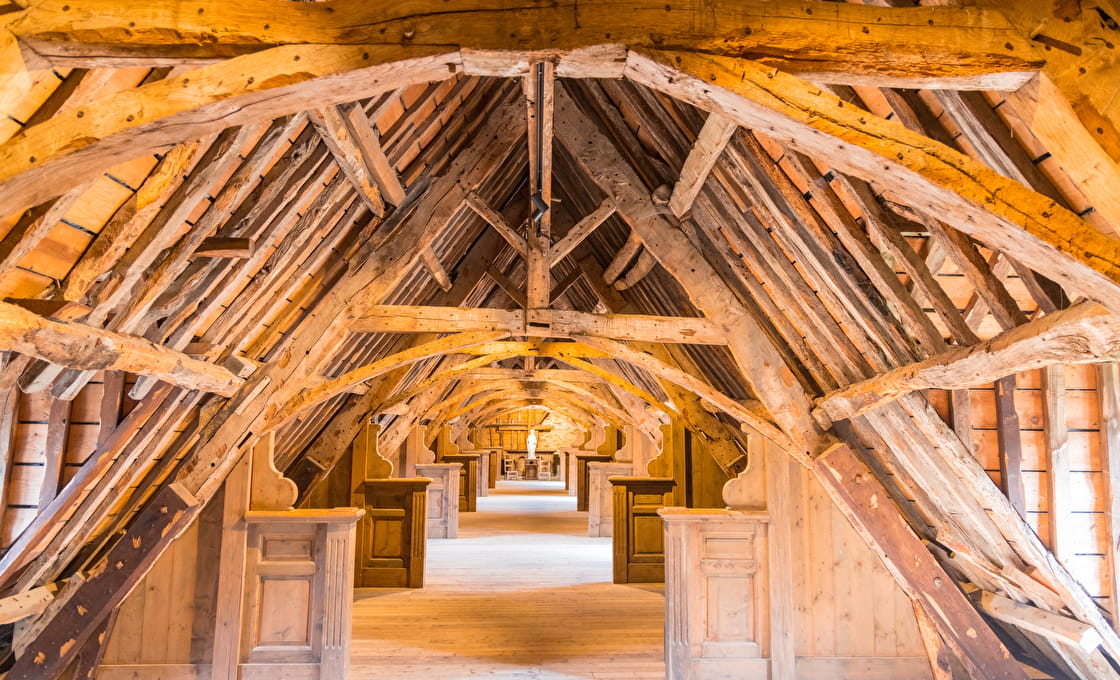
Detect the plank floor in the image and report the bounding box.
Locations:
[350,480,666,679]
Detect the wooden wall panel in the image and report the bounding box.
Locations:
[102,517,203,665]
[790,462,925,659]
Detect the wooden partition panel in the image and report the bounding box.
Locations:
[576,453,614,511]
[660,509,771,680]
[440,453,479,512]
[416,463,460,539]
[240,509,362,680]
[610,476,675,583]
[588,462,634,537]
[356,478,429,588]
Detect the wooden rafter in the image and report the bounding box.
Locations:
[625,49,1120,314]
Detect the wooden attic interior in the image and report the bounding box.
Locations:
[1,0,1120,678]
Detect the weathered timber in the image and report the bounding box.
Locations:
[0,301,244,396]
[815,302,1120,423]
[5,483,197,680]
[351,306,726,344]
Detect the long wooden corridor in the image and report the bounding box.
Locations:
[350,481,666,679]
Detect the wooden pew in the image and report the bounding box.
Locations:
[575,453,613,511]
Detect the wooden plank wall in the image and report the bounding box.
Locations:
[929,363,1110,608]
[100,514,208,666]
[786,459,927,661]
[2,371,128,548]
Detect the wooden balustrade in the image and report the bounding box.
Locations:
[355,478,429,588]
[610,476,675,584]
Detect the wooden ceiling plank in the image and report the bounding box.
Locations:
[815,301,1120,423]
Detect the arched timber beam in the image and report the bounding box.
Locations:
[435,381,632,429]
[268,331,508,426]
[0,1,1045,217]
[463,399,610,432]
[472,404,599,433]
[441,385,627,430]
[377,354,668,419]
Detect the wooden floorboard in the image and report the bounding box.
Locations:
[350,480,666,679]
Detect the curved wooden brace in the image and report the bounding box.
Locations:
[439,381,631,428]
[441,385,627,430]
[268,331,508,426]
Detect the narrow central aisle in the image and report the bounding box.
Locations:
[350,480,666,680]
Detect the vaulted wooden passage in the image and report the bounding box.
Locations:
[350,481,665,680]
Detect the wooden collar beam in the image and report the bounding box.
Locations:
[0,301,244,396]
[814,301,1120,425]
[351,305,727,344]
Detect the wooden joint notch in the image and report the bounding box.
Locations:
[192,237,254,258]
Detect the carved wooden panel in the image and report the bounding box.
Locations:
[239,509,361,680]
[660,509,770,680]
[587,462,634,537]
[356,478,429,588]
[610,477,674,583]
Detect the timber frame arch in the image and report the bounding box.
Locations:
[3,1,1120,679]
